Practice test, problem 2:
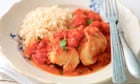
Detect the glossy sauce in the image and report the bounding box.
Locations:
[31,51,110,76]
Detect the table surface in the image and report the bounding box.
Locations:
[0,0,140,84]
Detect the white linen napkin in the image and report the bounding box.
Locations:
[118,1,140,58]
[121,0,140,19]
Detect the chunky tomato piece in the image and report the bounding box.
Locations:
[73,9,88,19]
[53,30,68,39]
[101,22,110,35]
[24,39,39,58]
[32,48,48,64]
[67,26,84,47]
[53,26,84,48]
[73,9,84,15]
[87,11,102,21]
[71,16,86,27]
[37,37,48,49]
[24,37,50,64]
[89,21,102,28]
[33,38,49,64]
[72,9,102,27]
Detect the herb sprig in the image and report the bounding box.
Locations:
[60,38,67,51]
[86,19,93,25]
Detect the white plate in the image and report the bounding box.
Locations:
[0,0,139,84]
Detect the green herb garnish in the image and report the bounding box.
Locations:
[37,36,42,41]
[60,38,67,51]
[86,19,93,25]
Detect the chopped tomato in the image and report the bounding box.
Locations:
[53,26,84,48]
[32,49,47,64]
[53,30,68,39]
[101,22,110,35]
[24,39,39,58]
[72,9,102,27]
[37,37,48,49]
[73,9,85,15]
[24,37,50,64]
[89,21,102,28]
[73,8,88,19]
[71,16,86,27]
[87,11,102,21]
[67,26,84,47]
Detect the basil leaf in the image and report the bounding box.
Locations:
[37,36,42,41]
[60,38,67,51]
[86,19,93,25]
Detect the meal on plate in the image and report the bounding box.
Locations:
[19,5,111,76]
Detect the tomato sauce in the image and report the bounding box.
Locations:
[31,51,110,76]
[24,8,111,76]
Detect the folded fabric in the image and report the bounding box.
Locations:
[118,1,140,58]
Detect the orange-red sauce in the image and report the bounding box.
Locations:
[31,51,110,76]
[23,8,111,76]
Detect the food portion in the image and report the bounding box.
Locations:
[20,6,72,47]
[19,6,111,76]
[79,27,107,65]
